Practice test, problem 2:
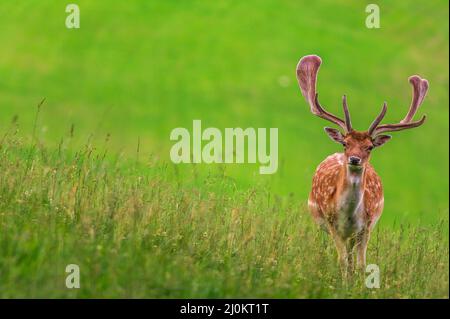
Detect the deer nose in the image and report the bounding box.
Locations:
[349,156,361,166]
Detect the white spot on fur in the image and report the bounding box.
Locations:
[308,199,318,208]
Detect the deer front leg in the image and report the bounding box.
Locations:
[346,236,357,274]
[328,227,349,279]
[356,231,370,270]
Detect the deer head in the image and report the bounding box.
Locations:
[296,55,429,172]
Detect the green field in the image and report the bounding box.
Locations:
[0,1,448,298]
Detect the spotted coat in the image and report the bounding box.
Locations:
[308,153,384,236]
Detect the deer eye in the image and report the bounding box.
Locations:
[367,145,374,151]
[342,142,347,148]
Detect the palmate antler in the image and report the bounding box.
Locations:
[296,55,352,133]
[368,75,429,136]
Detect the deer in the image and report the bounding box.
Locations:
[296,55,429,276]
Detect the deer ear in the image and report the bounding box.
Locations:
[373,135,392,147]
[324,127,345,144]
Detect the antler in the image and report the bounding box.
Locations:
[342,95,352,132]
[368,102,387,135]
[296,55,352,133]
[370,75,429,136]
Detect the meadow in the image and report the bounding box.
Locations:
[0,129,448,298]
[0,1,448,298]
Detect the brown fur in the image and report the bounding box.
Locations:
[308,131,385,275]
[297,55,428,277]
[309,152,383,230]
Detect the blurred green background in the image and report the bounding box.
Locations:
[0,0,448,225]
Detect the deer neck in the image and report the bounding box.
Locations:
[336,163,366,220]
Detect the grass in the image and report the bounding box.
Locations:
[0,123,448,298]
[0,1,448,298]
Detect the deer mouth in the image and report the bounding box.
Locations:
[348,163,363,172]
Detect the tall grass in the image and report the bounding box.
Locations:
[0,123,447,298]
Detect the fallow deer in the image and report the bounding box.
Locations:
[296,55,429,275]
